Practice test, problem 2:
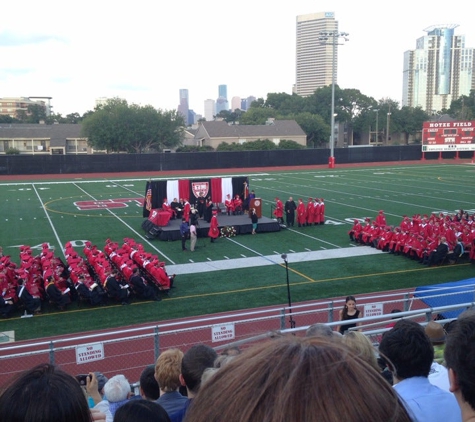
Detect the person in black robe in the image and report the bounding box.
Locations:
[129,268,160,301]
[16,278,42,314]
[196,194,206,219]
[0,296,15,318]
[104,270,130,305]
[45,276,71,310]
[170,198,182,219]
[204,197,213,223]
[75,276,106,306]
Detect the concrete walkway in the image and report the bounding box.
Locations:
[166,246,382,275]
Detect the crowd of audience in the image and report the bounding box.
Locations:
[0,237,176,318]
[349,209,474,266]
[2,310,474,422]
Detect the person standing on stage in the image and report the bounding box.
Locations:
[204,196,213,223]
[196,193,206,219]
[250,207,258,234]
[273,197,284,224]
[208,212,220,243]
[296,198,306,227]
[183,199,191,222]
[190,220,198,251]
[285,197,297,227]
[180,218,190,251]
[171,198,182,219]
[225,194,235,216]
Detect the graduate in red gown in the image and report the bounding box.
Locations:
[208,212,220,243]
[273,197,284,224]
[296,198,306,227]
[306,197,314,226]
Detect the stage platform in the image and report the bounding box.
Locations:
[142,214,281,241]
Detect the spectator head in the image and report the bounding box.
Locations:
[221,346,241,357]
[341,296,357,318]
[0,363,91,422]
[181,344,218,396]
[341,331,380,372]
[154,348,183,393]
[94,371,108,396]
[305,323,334,339]
[139,365,160,401]
[424,321,446,345]
[444,310,475,412]
[114,399,171,422]
[185,336,411,422]
[379,319,433,381]
[103,374,131,403]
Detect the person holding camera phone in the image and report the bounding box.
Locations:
[83,372,113,422]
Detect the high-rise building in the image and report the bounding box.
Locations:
[177,89,190,125]
[241,96,257,111]
[231,96,241,111]
[216,84,229,114]
[402,25,475,112]
[0,97,51,118]
[295,12,338,97]
[218,84,227,100]
[204,99,215,121]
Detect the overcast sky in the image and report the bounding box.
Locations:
[1,0,472,117]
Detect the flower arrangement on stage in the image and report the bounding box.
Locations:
[220,226,237,238]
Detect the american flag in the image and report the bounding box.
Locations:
[145,182,152,211]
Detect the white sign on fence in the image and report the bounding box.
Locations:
[211,323,235,343]
[76,343,105,364]
[364,303,383,318]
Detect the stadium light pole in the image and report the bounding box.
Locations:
[386,106,392,145]
[374,109,379,143]
[318,30,349,168]
[281,253,295,329]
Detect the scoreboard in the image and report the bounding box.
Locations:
[422,121,475,152]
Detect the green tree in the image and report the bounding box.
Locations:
[81,98,185,153]
[278,139,305,149]
[394,106,429,144]
[0,115,19,123]
[264,92,306,116]
[216,142,243,151]
[239,107,276,125]
[22,104,47,123]
[292,112,329,147]
[447,91,475,120]
[64,112,82,124]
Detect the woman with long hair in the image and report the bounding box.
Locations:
[337,295,361,334]
[184,336,412,422]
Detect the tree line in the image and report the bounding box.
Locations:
[2,87,474,152]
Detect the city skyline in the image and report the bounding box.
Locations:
[1,0,473,118]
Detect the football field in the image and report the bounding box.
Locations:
[1,162,474,340]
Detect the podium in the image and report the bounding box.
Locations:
[148,209,172,227]
[249,198,262,218]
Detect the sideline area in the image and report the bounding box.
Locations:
[166,246,382,275]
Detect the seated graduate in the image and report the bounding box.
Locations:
[104,270,130,305]
[45,275,71,311]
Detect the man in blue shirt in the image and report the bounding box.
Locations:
[379,319,461,422]
[179,218,189,251]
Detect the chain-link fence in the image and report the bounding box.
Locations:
[2,285,474,386]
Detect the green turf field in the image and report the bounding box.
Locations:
[1,163,474,340]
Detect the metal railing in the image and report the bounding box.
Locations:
[1,285,474,386]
